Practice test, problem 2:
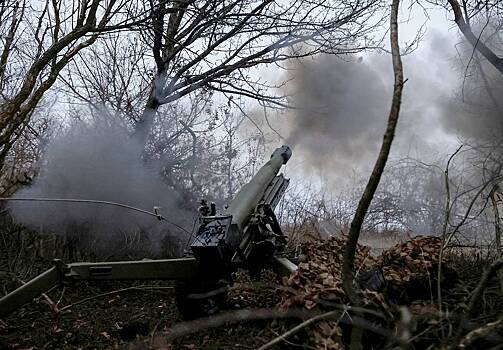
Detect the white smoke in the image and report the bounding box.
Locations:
[8,114,193,257]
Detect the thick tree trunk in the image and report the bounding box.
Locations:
[447,0,503,75]
[133,0,190,146]
[133,87,160,144]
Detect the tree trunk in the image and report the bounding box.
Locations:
[447,0,503,75]
[341,0,404,348]
[489,186,503,293]
[342,0,405,304]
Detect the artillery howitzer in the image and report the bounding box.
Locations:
[0,145,297,318]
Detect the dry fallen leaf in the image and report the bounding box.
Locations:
[100,331,111,340]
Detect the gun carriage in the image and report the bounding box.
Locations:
[0,146,297,318]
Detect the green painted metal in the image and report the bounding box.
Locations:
[226,145,292,230]
[0,258,199,317]
[273,256,298,277]
[66,258,199,280]
[0,145,295,318]
[0,267,60,317]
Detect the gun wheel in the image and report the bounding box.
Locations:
[175,280,229,320]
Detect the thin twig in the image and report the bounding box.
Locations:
[466,258,503,318]
[438,144,463,324]
[257,310,340,350]
[458,317,503,348]
[165,308,311,341]
[41,292,60,314]
[59,285,174,313]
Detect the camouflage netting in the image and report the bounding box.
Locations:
[277,235,449,349]
[280,236,376,309]
[279,236,378,349]
[379,236,447,304]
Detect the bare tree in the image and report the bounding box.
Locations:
[132,0,384,144]
[0,0,148,171]
[59,32,152,122]
[51,0,385,205]
[445,0,503,75]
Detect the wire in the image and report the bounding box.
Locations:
[184,216,200,251]
[0,197,190,234]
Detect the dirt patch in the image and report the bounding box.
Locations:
[2,235,503,350]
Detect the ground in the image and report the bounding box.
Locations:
[0,277,299,350]
[1,230,502,349]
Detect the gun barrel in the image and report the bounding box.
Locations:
[226,145,291,230]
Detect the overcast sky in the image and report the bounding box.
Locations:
[252,4,478,191]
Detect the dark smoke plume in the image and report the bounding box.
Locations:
[279,29,503,184]
[439,61,503,141]
[8,116,192,256]
[285,55,390,181]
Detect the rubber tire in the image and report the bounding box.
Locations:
[175,280,228,320]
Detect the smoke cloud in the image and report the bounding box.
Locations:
[278,29,502,185]
[438,64,503,141]
[285,55,390,181]
[8,116,192,256]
